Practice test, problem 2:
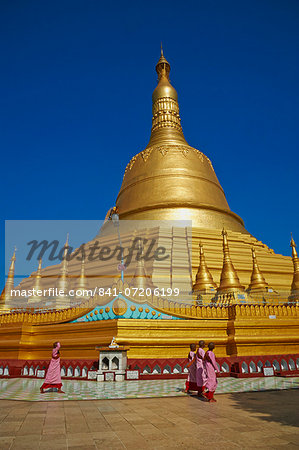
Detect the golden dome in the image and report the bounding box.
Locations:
[116,50,247,233]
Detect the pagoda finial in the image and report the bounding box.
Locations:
[193,242,217,293]
[148,47,187,145]
[247,247,269,293]
[222,228,228,246]
[290,233,298,259]
[290,234,299,296]
[155,46,171,81]
[217,229,245,293]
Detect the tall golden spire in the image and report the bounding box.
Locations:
[148,47,187,146]
[2,248,17,302]
[290,234,299,295]
[193,242,217,293]
[28,258,44,303]
[76,257,87,290]
[247,247,269,293]
[33,258,42,291]
[218,230,245,293]
[56,234,70,293]
[28,258,43,303]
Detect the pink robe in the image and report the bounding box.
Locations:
[205,350,219,392]
[41,343,62,388]
[187,351,197,384]
[196,348,207,388]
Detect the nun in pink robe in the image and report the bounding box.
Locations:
[40,342,64,393]
[196,341,207,394]
[185,344,197,392]
[203,342,219,402]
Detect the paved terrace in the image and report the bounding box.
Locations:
[0,390,298,449]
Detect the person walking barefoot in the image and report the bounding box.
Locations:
[196,340,207,396]
[203,342,219,402]
[40,342,64,393]
[185,343,197,393]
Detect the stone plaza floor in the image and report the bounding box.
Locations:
[0,390,298,449]
[0,376,298,401]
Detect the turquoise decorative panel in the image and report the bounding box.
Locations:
[70,294,182,323]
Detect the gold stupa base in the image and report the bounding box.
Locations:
[0,306,298,361]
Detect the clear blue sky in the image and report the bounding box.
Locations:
[1,0,299,283]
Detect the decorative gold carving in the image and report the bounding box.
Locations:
[158,146,168,156]
[181,147,189,157]
[105,307,110,313]
[124,155,138,175]
[112,298,127,316]
[191,148,214,169]
[130,306,136,311]
[151,97,182,132]
[140,148,152,162]
[122,143,215,188]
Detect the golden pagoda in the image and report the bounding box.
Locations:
[192,243,217,294]
[10,49,295,296]
[0,248,16,309]
[28,258,43,303]
[218,229,245,294]
[76,257,87,290]
[0,50,298,373]
[290,235,299,300]
[129,239,154,290]
[247,247,269,293]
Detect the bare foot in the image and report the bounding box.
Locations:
[40,389,44,394]
[209,398,217,402]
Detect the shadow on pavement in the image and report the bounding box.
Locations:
[228,389,299,427]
